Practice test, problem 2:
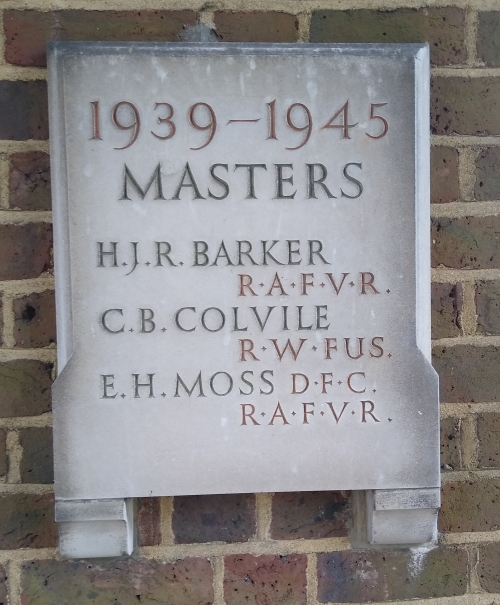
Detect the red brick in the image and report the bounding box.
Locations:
[474,147,500,201]
[0,81,47,140]
[13,290,56,348]
[431,282,462,338]
[5,10,197,67]
[224,554,307,605]
[0,493,56,548]
[476,280,500,335]
[317,547,468,602]
[0,429,6,477]
[477,413,500,468]
[214,11,299,42]
[19,427,53,484]
[138,497,161,547]
[271,491,350,540]
[9,151,51,211]
[0,359,53,417]
[0,223,52,280]
[477,12,500,67]
[478,543,500,592]
[432,77,500,136]
[432,216,500,269]
[431,147,460,203]
[21,557,213,605]
[440,479,500,532]
[433,345,500,403]
[173,493,255,544]
[310,9,466,66]
[440,417,462,471]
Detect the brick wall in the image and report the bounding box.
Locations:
[0,1,498,603]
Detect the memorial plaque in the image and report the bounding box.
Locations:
[49,43,439,502]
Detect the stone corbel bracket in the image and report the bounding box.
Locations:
[55,498,134,558]
[367,488,440,545]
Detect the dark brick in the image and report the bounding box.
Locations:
[9,151,51,211]
[433,344,500,403]
[271,491,350,540]
[310,9,466,66]
[475,147,500,201]
[440,417,462,471]
[5,10,197,67]
[440,479,500,532]
[214,11,298,42]
[477,12,500,67]
[432,282,462,338]
[0,295,3,346]
[477,413,500,468]
[0,223,52,280]
[431,77,500,136]
[0,429,6,477]
[431,216,500,269]
[0,493,56,548]
[21,557,213,605]
[19,427,53,484]
[13,290,56,348]
[478,543,500,592]
[224,554,307,605]
[0,565,7,605]
[0,81,47,140]
[431,147,460,203]
[138,497,161,547]
[173,493,255,544]
[476,280,500,335]
[0,359,53,417]
[317,547,468,602]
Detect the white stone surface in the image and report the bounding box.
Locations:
[48,43,439,501]
[56,499,134,558]
[367,489,440,544]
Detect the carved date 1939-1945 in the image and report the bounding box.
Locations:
[89,99,388,150]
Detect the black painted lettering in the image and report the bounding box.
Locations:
[307,164,335,199]
[208,164,229,200]
[201,307,225,332]
[133,373,155,398]
[174,372,206,397]
[101,374,117,399]
[193,241,209,266]
[120,163,165,200]
[211,241,234,266]
[274,164,296,199]
[140,308,155,333]
[286,240,301,265]
[101,309,124,333]
[239,371,254,396]
[260,370,274,395]
[174,307,196,332]
[209,371,233,396]
[155,242,176,267]
[341,162,363,199]
[97,242,118,267]
[234,164,267,199]
[308,240,330,265]
[237,241,257,266]
[172,163,205,200]
[250,306,275,331]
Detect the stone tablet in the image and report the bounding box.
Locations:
[48,43,438,502]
